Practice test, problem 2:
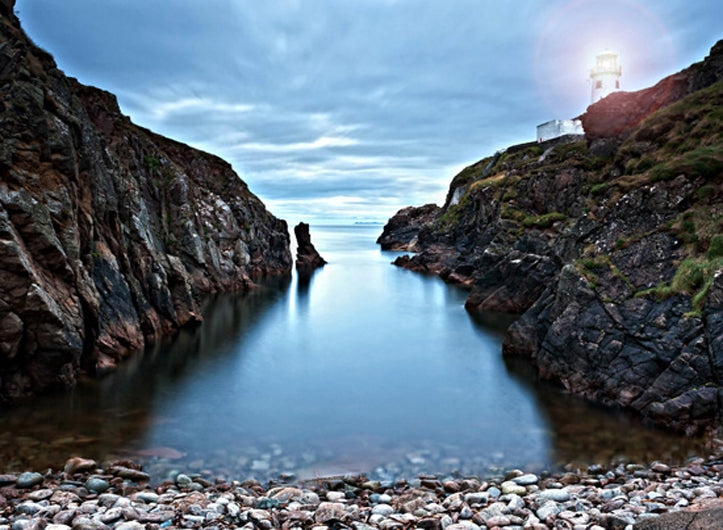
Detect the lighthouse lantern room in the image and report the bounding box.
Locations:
[590,50,622,103]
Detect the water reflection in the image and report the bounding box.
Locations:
[0,225,713,482]
[501,357,707,470]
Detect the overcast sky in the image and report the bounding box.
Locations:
[16,0,723,225]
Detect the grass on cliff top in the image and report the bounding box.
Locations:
[617,80,723,186]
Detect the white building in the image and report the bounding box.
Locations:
[536,119,584,143]
[590,50,622,103]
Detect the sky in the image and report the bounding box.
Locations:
[15,0,723,225]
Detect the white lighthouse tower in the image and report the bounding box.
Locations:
[590,50,622,103]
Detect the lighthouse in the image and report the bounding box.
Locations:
[590,50,621,103]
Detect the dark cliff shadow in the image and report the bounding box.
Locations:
[0,278,291,471]
[462,310,711,470]
[500,355,712,470]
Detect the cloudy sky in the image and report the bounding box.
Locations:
[16,0,723,225]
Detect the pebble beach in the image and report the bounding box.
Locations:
[1,450,721,530]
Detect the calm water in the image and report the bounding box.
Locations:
[0,225,711,482]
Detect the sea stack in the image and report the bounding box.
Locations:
[294,222,326,273]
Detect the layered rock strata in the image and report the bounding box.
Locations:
[0,2,292,400]
[379,41,723,433]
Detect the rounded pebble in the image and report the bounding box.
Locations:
[16,472,43,489]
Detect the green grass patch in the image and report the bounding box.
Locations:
[521,212,566,229]
[637,256,723,311]
[649,146,723,183]
[590,182,611,195]
[708,235,723,258]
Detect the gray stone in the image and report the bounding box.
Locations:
[100,507,123,523]
[445,522,480,530]
[463,492,488,505]
[501,481,527,496]
[326,491,346,502]
[27,489,53,501]
[175,473,193,488]
[16,472,43,489]
[16,502,43,515]
[97,493,120,507]
[507,494,526,511]
[459,505,473,519]
[114,524,145,530]
[84,477,110,494]
[512,473,539,486]
[372,504,394,516]
[133,491,159,503]
[257,497,280,509]
[538,488,571,502]
[536,500,561,521]
[485,515,511,527]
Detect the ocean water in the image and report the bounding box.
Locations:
[0,225,709,482]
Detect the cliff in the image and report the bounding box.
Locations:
[0,2,292,400]
[379,40,723,433]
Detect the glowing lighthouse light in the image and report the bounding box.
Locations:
[590,50,622,103]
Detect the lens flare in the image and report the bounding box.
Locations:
[534,0,676,117]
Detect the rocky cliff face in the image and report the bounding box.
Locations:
[379,41,723,433]
[0,2,292,400]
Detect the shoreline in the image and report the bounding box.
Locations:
[1,451,721,529]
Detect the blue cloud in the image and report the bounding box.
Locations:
[16,0,723,224]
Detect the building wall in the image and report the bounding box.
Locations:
[591,72,621,103]
[536,119,584,142]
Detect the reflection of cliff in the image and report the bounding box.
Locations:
[500,356,712,470]
[0,0,292,401]
[0,281,289,471]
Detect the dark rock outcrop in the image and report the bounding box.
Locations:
[377,203,440,250]
[634,503,723,530]
[294,222,326,272]
[380,40,723,432]
[0,4,292,399]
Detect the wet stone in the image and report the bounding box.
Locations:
[257,497,280,509]
[175,473,193,488]
[84,477,110,494]
[16,472,43,489]
[512,473,538,486]
[133,491,159,503]
[501,481,527,496]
